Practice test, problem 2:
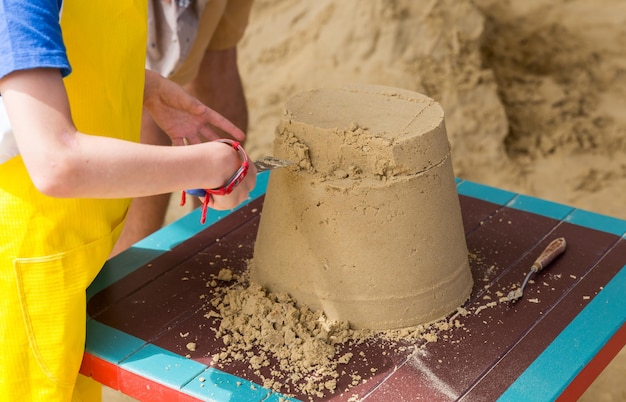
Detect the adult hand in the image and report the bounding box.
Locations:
[143,69,245,146]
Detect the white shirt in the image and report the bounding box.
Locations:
[0,97,18,164]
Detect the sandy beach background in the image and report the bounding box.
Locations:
[106,0,625,400]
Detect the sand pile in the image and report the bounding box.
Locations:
[210,274,370,398]
[207,268,473,399]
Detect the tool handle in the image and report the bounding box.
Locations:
[531,237,567,272]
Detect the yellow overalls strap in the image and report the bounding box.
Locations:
[0,1,146,400]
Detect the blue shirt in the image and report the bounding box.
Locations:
[0,0,71,80]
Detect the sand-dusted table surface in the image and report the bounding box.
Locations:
[81,172,626,401]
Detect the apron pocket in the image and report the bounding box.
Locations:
[13,237,111,387]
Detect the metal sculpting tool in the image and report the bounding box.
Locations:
[506,237,567,302]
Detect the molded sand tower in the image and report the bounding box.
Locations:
[251,85,472,329]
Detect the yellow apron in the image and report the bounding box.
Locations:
[0,1,146,400]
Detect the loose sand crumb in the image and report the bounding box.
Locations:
[217,268,234,282]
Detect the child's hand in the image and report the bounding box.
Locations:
[208,160,257,211]
[180,139,257,223]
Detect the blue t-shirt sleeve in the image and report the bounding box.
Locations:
[0,0,71,80]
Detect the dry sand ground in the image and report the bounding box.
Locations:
[104,0,625,400]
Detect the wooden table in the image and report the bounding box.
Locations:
[81,172,626,401]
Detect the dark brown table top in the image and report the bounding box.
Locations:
[82,174,626,401]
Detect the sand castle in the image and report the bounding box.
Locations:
[251,85,473,329]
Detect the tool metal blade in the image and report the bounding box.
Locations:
[253,156,294,172]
